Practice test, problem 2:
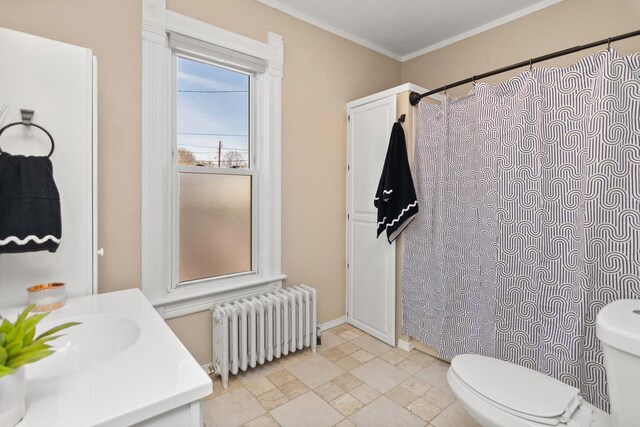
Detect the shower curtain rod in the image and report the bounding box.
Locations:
[409,28,640,106]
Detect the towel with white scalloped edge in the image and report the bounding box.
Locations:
[374,122,418,243]
[0,152,61,253]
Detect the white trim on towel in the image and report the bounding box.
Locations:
[375,190,394,201]
[388,213,417,242]
[385,201,418,228]
[0,235,61,245]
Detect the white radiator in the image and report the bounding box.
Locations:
[212,285,317,388]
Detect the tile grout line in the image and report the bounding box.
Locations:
[204,323,479,427]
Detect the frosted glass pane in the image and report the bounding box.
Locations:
[179,173,251,283]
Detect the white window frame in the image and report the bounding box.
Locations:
[141,0,284,319]
[171,52,258,289]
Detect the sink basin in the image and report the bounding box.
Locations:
[27,313,141,379]
[2,289,211,426]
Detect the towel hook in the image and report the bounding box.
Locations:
[21,109,34,125]
[0,109,55,158]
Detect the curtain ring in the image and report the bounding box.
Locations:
[472,76,477,87]
[443,85,447,95]
[529,58,533,73]
[607,37,612,51]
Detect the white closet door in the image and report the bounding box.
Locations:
[347,95,396,346]
[0,27,96,308]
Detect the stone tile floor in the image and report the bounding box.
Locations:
[203,323,480,427]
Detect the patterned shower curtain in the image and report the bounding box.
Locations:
[402,49,640,411]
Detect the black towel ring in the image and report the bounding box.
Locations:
[0,109,55,158]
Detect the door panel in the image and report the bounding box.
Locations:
[352,104,395,216]
[351,221,394,337]
[347,96,396,346]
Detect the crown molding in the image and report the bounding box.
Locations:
[256,0,563,63]
[400,0,563,62]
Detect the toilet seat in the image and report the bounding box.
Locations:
[449,354,582,426]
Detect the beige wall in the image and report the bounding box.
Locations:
[402,0,640,97]
[166,0,400,363]
[167,0,401,320]
[0,0,143,293]
[0,0,400,365]
[166,310,213,364]
[2,0,639,365]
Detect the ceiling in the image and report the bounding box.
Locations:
[256,0,562,61]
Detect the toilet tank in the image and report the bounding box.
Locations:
[596,299,640,427]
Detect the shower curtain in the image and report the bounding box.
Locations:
[402,49,640,411]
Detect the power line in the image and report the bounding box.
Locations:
[179,143,248,149]
[177,90,248,93]
[178,132,248,137]
[185,149,244,154]
[180,148,249,154]
[178,146,247,152]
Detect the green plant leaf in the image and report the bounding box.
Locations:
[0,306,79,371]
[5,339,23,357]
[16,304,35,325]
[23,327,36,347]
[11,325,25,351]
[4,322,20,343]
[22,312,49,346]
[7,349,54,369]
[0,319,11,335]
[35,322,80,341]
[10,342,51,359]
[30,334,60,346]
[0,365,13,379]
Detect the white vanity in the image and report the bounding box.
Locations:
[0,289,212,426]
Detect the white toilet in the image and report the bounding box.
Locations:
[446,299,640,427]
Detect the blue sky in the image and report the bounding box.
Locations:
[177,56,249,164]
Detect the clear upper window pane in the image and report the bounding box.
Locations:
[176,56,250,168]
[179,172,252,283]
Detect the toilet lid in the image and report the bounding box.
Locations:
[450,354,581,421]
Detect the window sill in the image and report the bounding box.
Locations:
[152,273,287,319]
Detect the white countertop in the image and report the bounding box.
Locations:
[1,289,212,426]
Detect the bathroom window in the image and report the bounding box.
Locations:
[141,12,283,314]
[174,55,256,285]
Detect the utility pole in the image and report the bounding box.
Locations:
[217,140,222,167]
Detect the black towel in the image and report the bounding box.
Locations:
[0,152,61,253]
[374,122,418,243]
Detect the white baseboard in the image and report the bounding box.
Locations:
[319,315,346,332]
[397,338,415,352]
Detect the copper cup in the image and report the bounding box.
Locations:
[26,283,66,312]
